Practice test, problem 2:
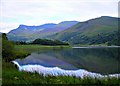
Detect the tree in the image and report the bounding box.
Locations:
[107,42,111,46]
[2,33,15,61]
[31,38,69,45]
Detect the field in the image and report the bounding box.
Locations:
[14,45,71,52]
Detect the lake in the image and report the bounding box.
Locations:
[13,47,120,77]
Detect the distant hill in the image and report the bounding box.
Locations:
[48,16,119,45]
[7,21,78,41]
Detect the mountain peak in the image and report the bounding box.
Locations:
[58,21,78,24]
[101,16,110,18]
[20,24,26,26]
[100,16,118,19]
[18,24,27,28]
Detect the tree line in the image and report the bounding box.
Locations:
[30,39,69,45]
[1,33,69,46]
[15,38,69,46]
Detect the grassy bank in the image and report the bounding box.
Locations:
[73,44,108,47]
[3,45,70,61]
[2,61,120,85]
[2,45,120,85]
[14,45,71,53]
[73,44,120,47]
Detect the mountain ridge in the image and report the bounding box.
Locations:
[7,16,120,45]
[7,21,78,41]
[47,16,119,45]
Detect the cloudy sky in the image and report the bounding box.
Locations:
[0,0,119,33]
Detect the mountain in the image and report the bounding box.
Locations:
[48,16,120,45]
[7,21,78,41]
[7,16,119,45]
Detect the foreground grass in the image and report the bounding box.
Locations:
[2,61,120,85]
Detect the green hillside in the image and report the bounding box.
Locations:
[49,16,119,45]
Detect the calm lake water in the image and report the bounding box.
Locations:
[14,47,120,75]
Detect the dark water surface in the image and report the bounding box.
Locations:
[15,47,120,75]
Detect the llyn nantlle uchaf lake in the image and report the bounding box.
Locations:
[13,47,120,77]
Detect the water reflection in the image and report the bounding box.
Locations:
[15,47,120,75]
[15,53,78,70]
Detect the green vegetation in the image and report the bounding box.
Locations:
[72,31,120,46]
[2,33,120,85]
[50,16,120,45]
[2,33,70,61]
[2,33,30,62]
[31,38,69,45]
[14,45,71,53]
[52,31,120,46]
[73,44,108,47]
[15,38,69,45]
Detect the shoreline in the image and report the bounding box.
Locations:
[3,60,120,85]
[12,61,120,78]
[72,46,120,48]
